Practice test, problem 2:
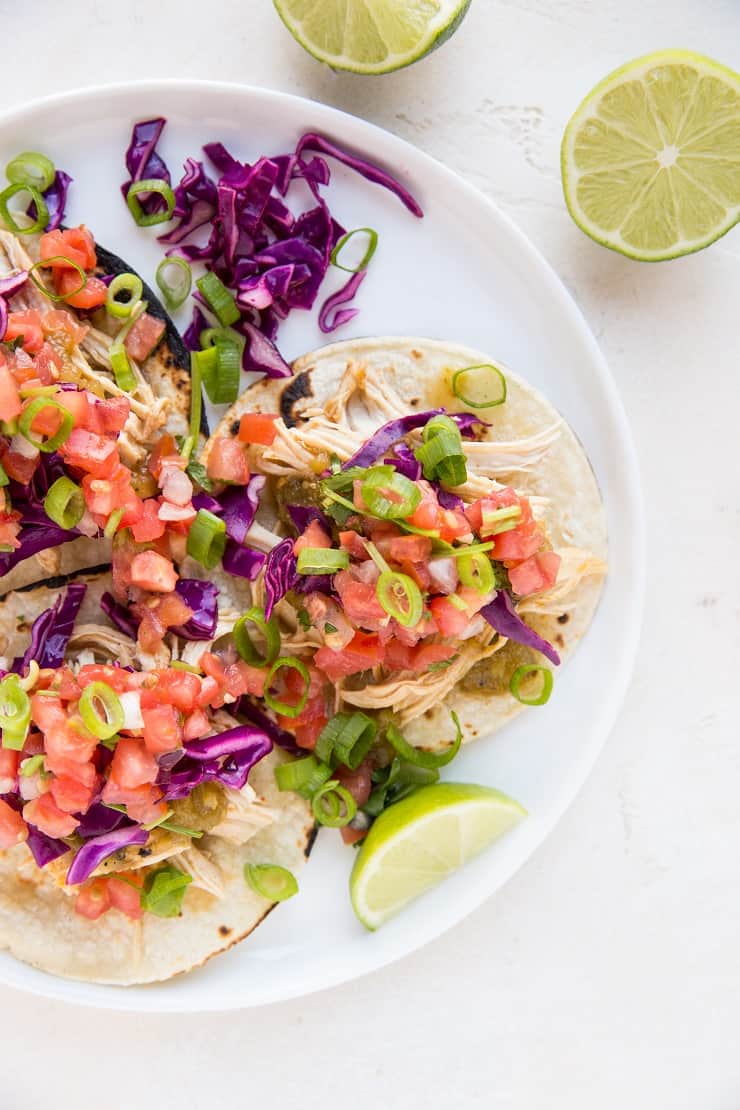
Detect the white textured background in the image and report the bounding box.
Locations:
[1,2,739,1107]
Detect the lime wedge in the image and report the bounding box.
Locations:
[273,0,471,75]
[561,50,740,261]
[350,782,526,929]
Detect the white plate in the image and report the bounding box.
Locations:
[0,81,644,1012]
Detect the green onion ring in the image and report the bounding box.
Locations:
[109,342,137,392]
[156,256,192,311]
[263,656,311,719]
[509,665,553,706]
[197,337,241,405]
[376,570,423,628]
[0,675,31,751]
[457,550,495,595]
[78,681,125,740]
[385,712,463,769]
[186,508,226,570]
[360,465,421,520]
[330,227,379,273]
[5,151,55,192]
[311,780,357,828]
[44,476,85,530]
[452,363,507,409]
[0,182,48,235]
[20,753,45,777]
[29,257,86,302]
[195,271,240,327]
[244,862,298,902]
[106,272,144,319]
[296,546,349,575]
[18,398,74,452]
[103,507,124,539]
[233,606,281,668]
[126,180,176,227]
[274,754,332,797]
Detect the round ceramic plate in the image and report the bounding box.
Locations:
[0,81,644,1011]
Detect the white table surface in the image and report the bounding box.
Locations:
[2,2,739,1107]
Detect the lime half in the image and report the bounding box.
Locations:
[350,782,526,930]
[561,50,740,261]
[273,0,471,76]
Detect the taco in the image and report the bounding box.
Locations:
[0,223,192,597]
[198,336,608,753]
[0,572,313,984]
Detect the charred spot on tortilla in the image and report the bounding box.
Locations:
[557,613,569,624]
[280,371,313,427]
[218,925,231,937]
[230,419,241,437]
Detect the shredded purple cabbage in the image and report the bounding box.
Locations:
[318,270,366,334]
[384,443,422,482]
[121,117,171,217]
[75,803,131,839]
[172,579,218,640]
[66,824,149,886]
[0,454,86,577]
[263,538,297,619]
[0,271,29,299]
[286,504,332,535]
[480,591,561,666]
[158,725,272,797]
[295,133,424,218]
[26,825,69,868]
[219,476,264,544]
[342,410,486,471]
[26,170,73,232]
[100,592,139,639]
[436,487,465,511]
[222,541,266,580]
[16,584,86,673]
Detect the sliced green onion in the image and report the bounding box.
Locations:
[78,681,124,741]
[104,507,124,539]
[170,660,201,674]
[447,593,468,611]
[195,271,240,327]
[126,179,176,227]
[157,820,204,838]
[452,364,507,409]
[244,862,298,902]
[19,384,58,399]
[415,432,467,487]
[275,754,332,798]
[200,326,245,352]
[140,865,192,917]
[385,711,462,769]
[481,504,521,535]
[20,753,45,777]
[156,256,192,311]
[311,780,357,827]
[0,675,31,750]
[29,257,86,302]
[99,733,121,752]
[188,351,203,457]
[18,398,73,452]
[296,546,349,575]
[376,570,423,628]
[233,606,281,668]
[363,540,390,575]
[363,758,440,817]
[0,182,48,235]
[443,540,495,559]
[330,227,379,273]
[196,335,241,405]
[458,551,495,595]
[510,665,553,706]
[360,465,421,520]
[108,342,136,392]
[6,151,55,192]
[315,711,377,770]
[322,486,359,516]
[106,272,144,319]
[264,656,310,719]
[186,508,226,570]
[44,476,84,530]
[0,462,8,487]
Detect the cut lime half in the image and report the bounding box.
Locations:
[350,782,526,930]
[561,50,740,261]
[273,0,471,76]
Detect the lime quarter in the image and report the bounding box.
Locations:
[561,50,740,261]
[350,782,526,930]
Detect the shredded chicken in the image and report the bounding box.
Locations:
[209,784,277,843]
[69,624,167,670]
[519,547,607,615]
[172,846,225,898]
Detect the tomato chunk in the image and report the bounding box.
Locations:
[0,798,27,848]
[238,412,279,446]
[109,737,159,789]
[75,878,111,920]
[108,873,144,919]
[124,313,165,362]
[23,793,79,838]
[142,703,183,756]
[315,631,384,681]
[5,310,44,354]
[206,437,250,485]
[294,518,332,554]
[508,551,560,596]
[130,551,178,593]
[57,271,108,310]
[0,366,22,420]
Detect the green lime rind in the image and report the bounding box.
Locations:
[273,0,471,76]
[350,781,526,930]
[561,49,740,262]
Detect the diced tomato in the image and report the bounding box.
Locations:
[56,271,108,310]
[41,307,89,346]
[32,343,62,383]
[88,396,130,436]
[23,793,79,838]
[142,703,183,756]
[183,709,211,742]
[4,310,44,354]
[76,664,131,693]
[508,551,560,597]
[101,779,166,825]
[0,510,21,550]
[384,639,456,673]
[294,518,332,554]
[147,434,178,481]
[55,387,92,428]
[60,427,118,477]
[438,509,473,543]
[40,226,97,271]
[341,825,368,845]
[334,570,387,629]
[50,772,97,815]
[339,530,367,560]
[206,437,250,485]
[130,551,178,593]
[387,534,433,563]
[493,522,543,562]
[108,872,144,919]
[75,878,111,920]
[147,669,201,712]
[43,719,99,768]
[0,366,21,420]
[429,595,470,638]
[223,661,266,699]
[196,675,221,709]
[408,482,441,533]
[55,667,82,701]
[0,749,20,793]
[23,397,65,443]
[412,643,457,670]
[238,412,279,446]
[0,441,38,484]
[292,718,327,751]
[109,737,159,789]
[0,797,26,848]
[315,630,384,681]
[130,498,166,542]
[336,761,373,808]
[124,312,165,362]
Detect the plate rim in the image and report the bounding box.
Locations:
[0,78,646,1012]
